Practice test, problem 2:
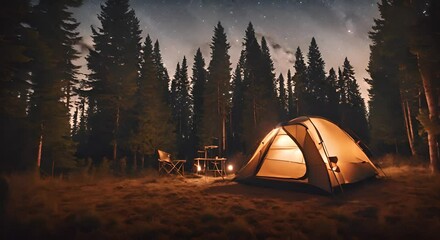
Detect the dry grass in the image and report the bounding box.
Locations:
[2,163,440,239]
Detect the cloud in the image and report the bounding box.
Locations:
[256,32,295,64]
[78,40,93,54]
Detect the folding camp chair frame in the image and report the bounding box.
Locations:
[158,150,186,176]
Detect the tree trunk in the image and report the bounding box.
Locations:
[113,106,120,169]
[416,53,439,174]
[36,124,43,177]
[222,114,226,155]
[406,100,416,151]
[427,133,439,173]
[37,133,43,168]
[51,158,55,178]
[133,152,137,172]
[217,82,221,156]
[141,154,145,169]
[401,95,417,156]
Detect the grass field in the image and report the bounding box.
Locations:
[2,163,440,239]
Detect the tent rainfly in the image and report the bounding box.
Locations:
[234,116,380,193]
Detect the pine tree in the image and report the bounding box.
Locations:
[277,73,288,121]
[406,0,439,172]
[365,0,438,169]
[325,67,340,122]
[0,0,34,172]
[191,48,207,151]
[28,0,83,175]
[366,0,413,154]
[343,58,357,109]
[170,62,180,125]
[260,37,280,122]
[292,47,307,116]
[337,67,349,124]
[0,0,33,90]
[286,69,295,118]
[306,37,327,115]
[260,37,277,100]
[176,56,192,159]
[230,51,245,153]
[201,22,231,155]
[152,40,170,104]
[170,57,192,159]
[337,67,346,104]
[72,98,88,160]
[241,22,262,153]
[342,58,369,141]
[86,0,142,165]
[132,35,175,169]
[241,22,279,153]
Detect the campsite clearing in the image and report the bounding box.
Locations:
[3,165,440,239]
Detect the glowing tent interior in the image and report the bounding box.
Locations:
[234,116,380,193]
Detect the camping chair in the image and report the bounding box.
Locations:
[158,150,186,176]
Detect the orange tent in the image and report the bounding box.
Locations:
[235,116,380,193]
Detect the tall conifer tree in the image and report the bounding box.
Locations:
[342,58,369,140]
[260,37,280,122]
[0,0,34,172]
[230,51,245,153]
[87,0,142,164]
[28,0,82,175]
[293,47,307,116]
[72,98,88,160]
[286,69,295,118]
[176,56,192,158]
[191,48,207,151]
[337,67,346,104]
[152,40,170,103]
[306,37,327,115]
[170,57,192,159]
[242,22,262,151]
[131,35,175,168]
[241,23,279,153]
[201,22,231,155]
[326,67,340,122]
[406,0,439,172]
[277,73,288,121]
[367,0,412,153]
[170,62,180,125]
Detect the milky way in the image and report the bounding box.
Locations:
[73,0,379,100]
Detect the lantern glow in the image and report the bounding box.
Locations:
[227,164,233,171]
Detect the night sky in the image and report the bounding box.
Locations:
[73,0,379,100]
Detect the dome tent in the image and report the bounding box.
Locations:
[234,116,380,193]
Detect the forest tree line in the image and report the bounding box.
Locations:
[1,0,439,176]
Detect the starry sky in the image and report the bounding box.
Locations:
[73,0,379,100]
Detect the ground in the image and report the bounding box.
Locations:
[2,165,440,239]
